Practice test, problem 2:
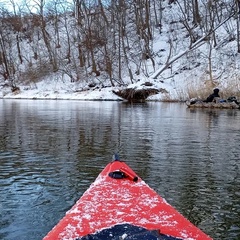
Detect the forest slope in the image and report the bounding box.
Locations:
[0,0,240,101]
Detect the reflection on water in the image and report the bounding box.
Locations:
[0,100,240,240]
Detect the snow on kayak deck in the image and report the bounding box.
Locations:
[43,161,212,240]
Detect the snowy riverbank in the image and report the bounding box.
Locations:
[0,77,181,102]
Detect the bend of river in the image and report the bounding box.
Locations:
[0,99,239,240]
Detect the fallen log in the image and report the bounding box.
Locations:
[112,88,160,102]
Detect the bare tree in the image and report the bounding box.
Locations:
[192,0,201,26]
[152,0,163,32]
[0,28,10,79]
[31,0,58,71]
[9,0,24,65]
[151,11,236,79]
[236,0,240,52]
[1,0,239,88]
[0,8,17,86]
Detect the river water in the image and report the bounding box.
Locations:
[0,99,239,240]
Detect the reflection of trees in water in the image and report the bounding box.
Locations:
[76,102,153,176]
[1,101,240,239]
[0,101,75,155]
[177,172,202,225]
[218,171,240,239]
[0,101,154,180]
[0,130,8,150]
[184,108,240,237]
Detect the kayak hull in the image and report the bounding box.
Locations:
[43,160,212,240]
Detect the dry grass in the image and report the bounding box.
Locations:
[186,85,212,100]
[161,93,178,102]
[220,76,240,99]
[185,73,240,101]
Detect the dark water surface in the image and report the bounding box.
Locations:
[0,99,239,240]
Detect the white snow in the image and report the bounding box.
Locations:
[0,77,178,101]
[1,1,240,102]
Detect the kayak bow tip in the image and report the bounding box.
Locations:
[112,153,120,161]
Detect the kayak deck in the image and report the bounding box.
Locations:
[43,160,212,240]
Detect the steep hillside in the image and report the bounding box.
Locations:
[0,0,240,100]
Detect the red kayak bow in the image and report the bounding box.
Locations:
[43,159,212,240]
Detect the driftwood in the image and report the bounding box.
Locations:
[186,100,240,109]
[112,88,160,102]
